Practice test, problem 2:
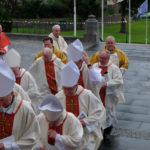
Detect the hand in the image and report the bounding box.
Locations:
[101,82,107,89]
[48,129,57,139]
[80,120,86,128]
[0,143,4,150]
[82,51,90,65]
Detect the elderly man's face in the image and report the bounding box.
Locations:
[63,85,78,96]
[44,40,53,49]
[99,52,109,66]
[106,38,115,51]
[11,67,20,77]
[74,59,83,69]
[53,27,60,38]
[43,51,52,62]
[0,92,13,108]
[46,116,62,126]
[48,120,59,126]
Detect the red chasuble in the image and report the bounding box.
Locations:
[48,112,68,145]
[0,32,10,53]
[98,63,112,107]
[0,99,23,139]
[78,64,86,88]
[16,70,26,85]
[44,57,58,95]
[66,88,84,117]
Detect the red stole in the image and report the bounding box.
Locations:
[0,99,23,139]
[0,32,10,53]
[44,57,58,95]
[16,70,26,85]
[66,88,84,117]
[98,63,112,107]
[78,64,86,88]
[48,112,68,145]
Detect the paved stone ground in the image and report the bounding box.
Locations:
[98,43,150,150]
[9,38,150,150]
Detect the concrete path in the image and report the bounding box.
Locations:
[9,38,150,150]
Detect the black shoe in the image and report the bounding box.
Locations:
[103,126,113,142]
[104,134,111,142]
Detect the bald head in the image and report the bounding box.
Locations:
[99,51,110,66]
[52,25,61,38]
[43,47,53,62]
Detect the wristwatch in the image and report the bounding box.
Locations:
[87,64,92,68]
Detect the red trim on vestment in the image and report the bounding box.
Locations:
[16,70,26,85]
[48,112,68,145]
[44,57,58,94]
[98,63,112,107]
[78,64,86,88]
[0,99,23,139]
[66,88,84,117]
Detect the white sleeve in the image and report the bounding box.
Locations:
[84,120,98,133]
[14,84,31,102]
[55,134,66,150]
[4,142,20,150]
[88,67,104,85]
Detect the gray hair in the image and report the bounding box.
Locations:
[106,36,115,42]
[100,50,110,59]
[52,24,61,31]
[43,47,52,54]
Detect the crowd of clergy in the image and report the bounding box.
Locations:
[0,24,129,150]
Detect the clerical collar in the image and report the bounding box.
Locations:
[99,62,109,67]
[109,49,116,54]
[0,95,15,114]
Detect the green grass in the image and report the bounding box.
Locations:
[101,20,150,44]
[12,27,50,34]
[11,19,150,44]
[61,30,84,37]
